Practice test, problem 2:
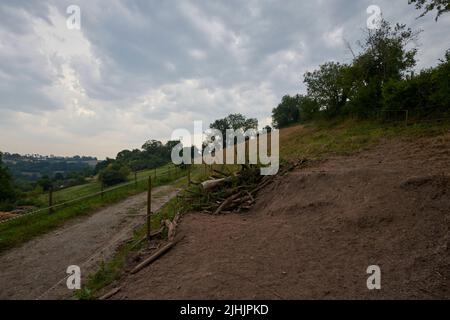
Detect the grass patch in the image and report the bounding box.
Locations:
[280,119,450,161]
[32,164,176,207]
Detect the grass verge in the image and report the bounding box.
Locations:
[280,119,450,161]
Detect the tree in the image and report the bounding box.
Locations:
[382,49,450,118]
[408,0,450,20]
[209,113,258,146]
[142,140,163,154]
[304,62,351,118]
[0,152,16,206]
[210,114,258,133]
[346,20,420,117]
[94,157,115,175]
[272,95,301,128]
[98,163,130,187]
[298,95,321,121]
[355,21,419,82]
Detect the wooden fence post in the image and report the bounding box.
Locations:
[147,176,152,242]
[134,171,137,189]
[188,165,191,187]
[101,182,104,199]
[48,186,53,214]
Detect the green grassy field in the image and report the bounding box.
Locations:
[33,164,177,207]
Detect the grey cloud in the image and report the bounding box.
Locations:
[0,0,449,157]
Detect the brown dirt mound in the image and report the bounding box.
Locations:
[110,134,450,300]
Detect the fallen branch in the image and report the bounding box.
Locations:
[99,287,121,300]
[130,235,184,274]
[214,191,243,215]
[201,178,226,191]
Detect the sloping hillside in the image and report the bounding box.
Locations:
[102,123,450,299]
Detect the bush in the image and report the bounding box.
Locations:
[98,164,130,187]
[382,54,450,119]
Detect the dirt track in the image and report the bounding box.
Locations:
[110,134,449,299]
[0,185,179,300]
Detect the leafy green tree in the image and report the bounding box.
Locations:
[209,113,258,146]
[304,62,351,118]
[210,114,258,133]
[142,140,163,154]
[94,158,115,175]
[98,163,130,187]
[408,0,450,20]
[272,95,301,128]
[346,20,420,117]
[298,95,321,122]
[382,50,450,118]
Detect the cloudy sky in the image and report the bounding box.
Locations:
[0,0,448,159]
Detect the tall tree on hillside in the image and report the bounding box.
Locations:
[142,140,164,154]
[347,20,420,116]
[408,0,450,20]
[304,62,352,118]
[272,95,301,128]
[209,113,258,147]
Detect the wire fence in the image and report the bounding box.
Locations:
[377,109,450,126]
[0,165,187,225]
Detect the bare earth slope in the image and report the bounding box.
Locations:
[0,185,179,300]
[113,134,449,299]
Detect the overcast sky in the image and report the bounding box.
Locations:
[0,0,448,159]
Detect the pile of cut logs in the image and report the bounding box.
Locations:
[179,159,307,215]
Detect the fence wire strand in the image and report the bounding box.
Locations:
[0,166,184,225]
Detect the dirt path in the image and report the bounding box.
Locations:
[111,134,449,299]
[0,185,179,300]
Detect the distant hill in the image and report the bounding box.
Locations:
[1,152,98,182]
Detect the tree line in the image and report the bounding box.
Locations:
[272,17,449,128]
[98,113,260,186]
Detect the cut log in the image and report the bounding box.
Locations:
[245,191,255,203]
[164,219,176,241]
[201,178,226,191]
[164,214,180,242]
[131,236,184,274]
[214,191,243,215]
[99,287,121,300]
